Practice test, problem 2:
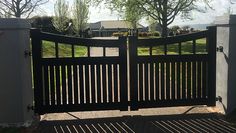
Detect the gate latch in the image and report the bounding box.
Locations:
[216,46,224,52]
[216,96,222,102]
[24,50,32,57]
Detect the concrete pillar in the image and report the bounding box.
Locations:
[0,18,33,126]
[215,15,236,114]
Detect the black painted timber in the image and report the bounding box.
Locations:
[31,28,216,114]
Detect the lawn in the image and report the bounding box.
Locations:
[41,38,207,58]
[42,41,88,58]
[138,39,207,56]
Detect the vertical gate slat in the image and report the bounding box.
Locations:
[55,42,59,58]
[79,65,84,104]
[166,62,170,100]
[61,65,67,105]
[139,64,143,101]
[206,62,209,99]
[192,61,197,99]
[179,42,182,55]
[177,62,181,99]
[73,65,78,104]
[55,65,61,105]
[187,62,192,99]
[150,63,154,101]
[44,66,49,106]
[113,64,118,102]
[182,62,186,99]
[202,61,207,98]
[161,62,165,100]
[197,62,202,98]
[108,64,112,103]
[91,65,96,104]
[171,62,175,100]
[49,65,55,105]
[193,40,196,54]
[119,36,128,110]
[164,44,167,55]
[102,64,107,103]
[96,65,101,103]
[85,65,90,104]
[67,65,72,104]
[145,63,149,101]
[155,62,159,100]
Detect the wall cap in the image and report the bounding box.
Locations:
[0,18,31,29]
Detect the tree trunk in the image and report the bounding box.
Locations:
[161,0,168,38]
[161,20,168,38]
[15,2,21,18]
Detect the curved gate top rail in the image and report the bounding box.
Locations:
[35,31,121,47]
[137,30,208,46]
[31,26,217,115]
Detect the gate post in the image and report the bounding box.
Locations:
[129,36,138,110]
[215,15,236,114]
[207,26,217,106]
[30,29,43,114]
[0,18,33,126]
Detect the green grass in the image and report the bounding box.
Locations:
[138,39,207,56]
[42,41,87,58]
[41,39,207,58]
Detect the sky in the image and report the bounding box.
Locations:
[36,0,236,26]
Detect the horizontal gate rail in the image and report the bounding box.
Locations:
[129,27,217,110]
[31,29,128,114]
[40,57,121,65]
[136,55,208,63]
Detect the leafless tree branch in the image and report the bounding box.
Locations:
[0,0,48,18]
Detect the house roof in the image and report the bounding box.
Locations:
[89,20,144,30]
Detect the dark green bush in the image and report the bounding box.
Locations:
[152,31,160,37]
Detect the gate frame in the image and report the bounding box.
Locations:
[31,26,216,114]
[31,29,128,114]
[129,26,217,110]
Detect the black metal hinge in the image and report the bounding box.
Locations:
[27,104,35,112]
[24,50,32,57]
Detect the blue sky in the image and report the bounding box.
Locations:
[37,0,236,26]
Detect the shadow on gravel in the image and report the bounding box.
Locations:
[36,113,236,133]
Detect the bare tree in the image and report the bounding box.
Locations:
[0,0,48,18]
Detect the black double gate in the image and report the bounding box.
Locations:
[31,27,216,115]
